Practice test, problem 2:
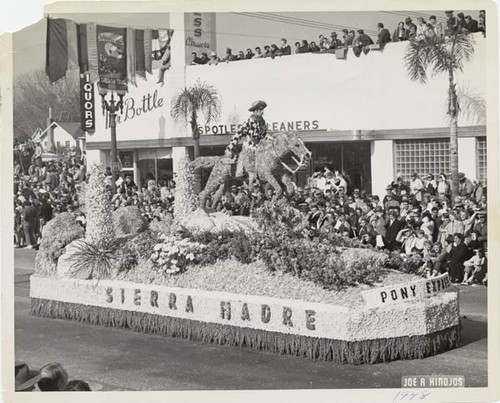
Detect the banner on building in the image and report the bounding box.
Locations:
[46,18,79,82]
[80,73,95,133]
[96,25,128,94]
[184,13,216,63]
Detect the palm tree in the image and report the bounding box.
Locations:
[404,30,475,202]
[171,80,221,192]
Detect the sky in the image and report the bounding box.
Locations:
[8,6,486,79]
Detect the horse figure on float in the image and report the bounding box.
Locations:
[190,131,312,209]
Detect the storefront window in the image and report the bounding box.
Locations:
[394,139,450,181]
[476,137,487,184]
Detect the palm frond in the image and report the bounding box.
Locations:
[68,239,120,280]
[404,38,432,83]
[456,85,486,125]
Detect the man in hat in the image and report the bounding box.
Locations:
[456,12,466,32]
[330,32,342,49]
[223,100,269,179]
[445,10,457,35]
[207,51,220,65]
[458,172,474,197]
[15,361,41,391]
[405,17,417,38]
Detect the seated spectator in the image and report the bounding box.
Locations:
[189,51,202,65]
[207,51,220,65]
[428,15,444,37]
[270,44,280,58]
[293,41,301,54]
[472,212,487,243]
[318,34,330,50]
[309,41,321,52]
[377,22,392,44]
[237,50,245,60]
[458,172,474,197]
[198,52,210,64]
[15,362,41,391]
[431,242,448,275]
[38,362,68,391]
[253,47,264,59]
[245,48,254,59]
[279,38,291,55]
[222,48,237,62]
[299,40,310,53]
[64,380,92,391]
[462,248,486,285]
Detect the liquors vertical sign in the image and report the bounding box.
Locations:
[184,12,217,63]
[80,73,95,132]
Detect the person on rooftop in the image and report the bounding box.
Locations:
[279,38,291,55]
[376,22,391,45]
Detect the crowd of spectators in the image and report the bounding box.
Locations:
[213,168,487,286]
[189,10,486,65]
[13,153,176,249]
[14,146,488,286]
[15,361,91,391]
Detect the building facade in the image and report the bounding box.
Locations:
[86,15,486,198]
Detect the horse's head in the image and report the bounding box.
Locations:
[269,131,312,174]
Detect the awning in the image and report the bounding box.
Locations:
[138,148,172,161]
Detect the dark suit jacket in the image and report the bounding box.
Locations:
[448,242,470,265]
[464,19,479,33]
[377,29,392,44]
[280,45,291,55]
[385,218,405,244]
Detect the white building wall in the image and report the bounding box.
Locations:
[458,137,477,180]
[371,140,394,198]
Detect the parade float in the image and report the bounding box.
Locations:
[30,131,460,365]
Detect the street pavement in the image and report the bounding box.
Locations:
[13,248,488,391]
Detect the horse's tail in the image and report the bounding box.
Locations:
[189,156,222,171]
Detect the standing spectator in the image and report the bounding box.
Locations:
[376,22,391,45]
[445,10,457,35]
[428,15,444,37]
[270,44,280,57]
[263,45,272,57]
[252,47,263,59]
[318,34,330,50]
[352,29,373,57]
[279,38,291,55]
[410,172,425,202]
[22,201,38,248]
[458,172,474,197]
[436,173,450,200]
[330,32,342,49]
[472,179,484,202]
[393,21,407,42]
[456,12,467,32]
[478,10,486,36]
[416,17,428,37]
[447,233,470,283]
[405,17,417,39]
[385,210,405,250]
[464,15,479,33]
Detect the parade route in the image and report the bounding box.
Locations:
[14,248,488,391]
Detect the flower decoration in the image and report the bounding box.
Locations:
[150,236,205,275]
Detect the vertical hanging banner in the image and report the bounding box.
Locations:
[96,25,128,93]
[184,13,217,64]
[80,73,95,133]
